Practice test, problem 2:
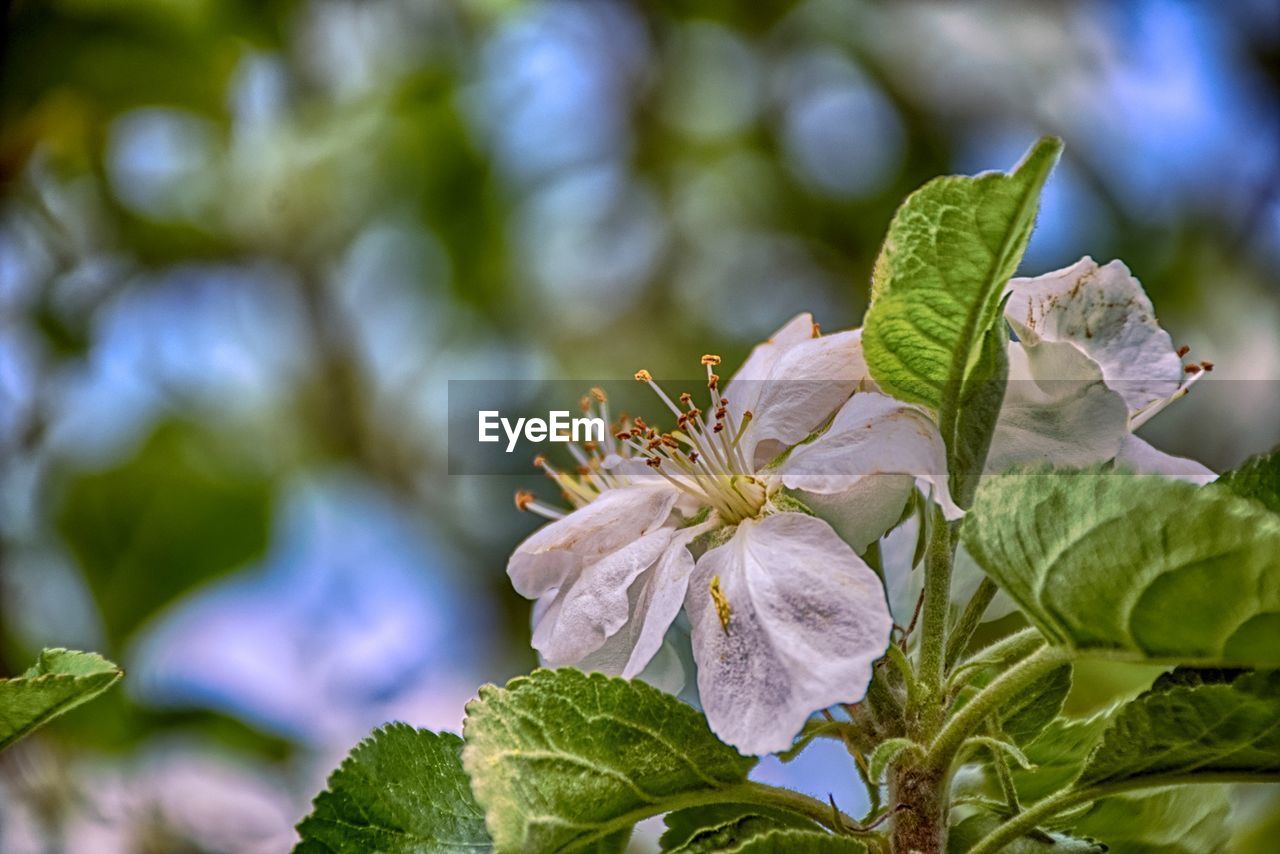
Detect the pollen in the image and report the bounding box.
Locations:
[514,490,535,511]
[701,354,722,366]
[635,369,652,382]
[710,575,731,633]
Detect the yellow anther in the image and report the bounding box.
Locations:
[710,575,731,633]
[635,369,652,382]
[811,322,821,337]
[514,490,535,511]
[590,386,607,402]
[700,354,722,366]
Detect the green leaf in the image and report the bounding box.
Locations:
[462,668,756,853]
[949,810,1104,854]
[660,804,817,852]
[730,829,867,852]
[1077,668,1280,788]
[999,663,1072,745]
[863,137,1060,416]
[0,649,122,752]
[949,317,1011,507]
[965,736,1033,771]
[867,737,924,784]
[1011,714,1111,803]
[963,470,1280,666]
[1213,447,1280,515]
[295,723,490,853]
[1068,786,1232,854]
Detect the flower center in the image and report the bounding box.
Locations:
[619,356,772,524]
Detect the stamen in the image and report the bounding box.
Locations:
[634,369,652,382]
[701,354,722,366]
[590,387,607,402]
[514,490,565,520]
[1176,344,1191,357]
[710,575,732,634]
[811,322,821,337]
[1200,361,1214,372]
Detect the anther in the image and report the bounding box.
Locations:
[701,354,722,366]
[635,369,652,382]
[707,373,720,389]
[514,490,534,511]
[532,455,546,467]
[590,387,607,402]
[1185,364,1203,374]
[811,322,821,337]
[710,575,732,633]
[1176,345,1191,357]
[1200,361,1214,372]
[645,457,662,469]
[580,395,591,412]
[679,392,693,406]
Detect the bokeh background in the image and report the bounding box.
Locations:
[2,0,1278,851]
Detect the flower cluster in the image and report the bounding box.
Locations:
[507,256,1209,756]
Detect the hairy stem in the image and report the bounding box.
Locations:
[915,506,956,732]
[928,645,1071,771]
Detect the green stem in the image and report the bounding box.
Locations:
[945,577,999,669]
[928,645,1070,771]
[915,505,955,733]
[947,627,1044,694]
[986,722,1021,816]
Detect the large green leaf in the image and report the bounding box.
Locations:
[1214,447,1280,515]
[1068,786,1232,854]
[462,668,756,853]
[660,804,818,852]
[862,137,1060,416]
[0,649,122,751]
[963,471,1280,666]
[295,723,490,853]
[1077,668,1280,788]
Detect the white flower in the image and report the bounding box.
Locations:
[930,257,1217,624]
[507,314,960,755]
[993,256,1214,482]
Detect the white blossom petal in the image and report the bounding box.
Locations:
[1113,434,1216,485]
[532,528,676,665]
[1005,257,1185,415]
[686,513,892,755]
[507,485,678,599]
[987,341,1129,472]
[780,391,961,523]
[731,329,868,469]
[795,478,913,555]
[726,312,819,388]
